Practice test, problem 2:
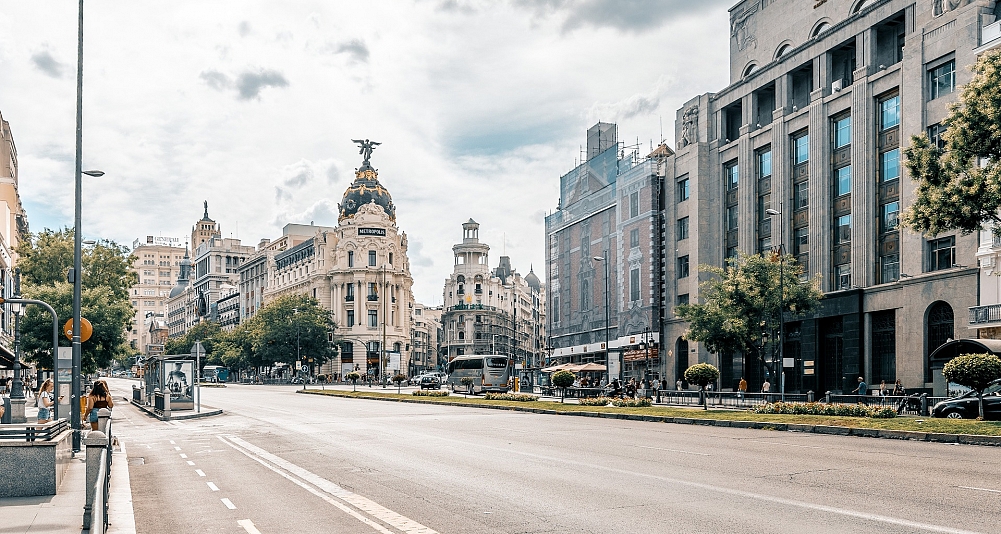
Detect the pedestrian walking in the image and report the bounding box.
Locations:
[851,376,867,397]
[879,380,887,396]
[676,379,683,391]
[892,379,905,396]
[738,377,747,401]
[37,378,59,424]
[86,380,114,430]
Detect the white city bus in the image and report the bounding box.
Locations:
[446,355,512,394]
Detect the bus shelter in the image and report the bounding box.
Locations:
[142,354,196,410]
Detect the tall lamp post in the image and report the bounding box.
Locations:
[765,204,786,401]
[593,255,614,383]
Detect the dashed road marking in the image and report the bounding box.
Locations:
[238,519,262,534]
[174,446,181,451]
[195,469,205,477]
[221,498,236,510]
[637,445,710,456]
[169,440,176,445]
[957,486,1001,494]
[179,454,187,459]
[207,482,219,491]
[186,461,195,466]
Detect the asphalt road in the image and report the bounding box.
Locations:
[105,378,1001,534]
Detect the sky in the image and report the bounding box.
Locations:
[0,0,731,305]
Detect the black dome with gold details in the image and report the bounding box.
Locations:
[338,167,396,222]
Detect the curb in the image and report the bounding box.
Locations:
[128,398,223,421]
[298,390,1001,447]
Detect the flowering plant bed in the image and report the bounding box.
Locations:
[412,390,449,397]
[578,397,614,406]
[611,398,653,408]
[483,393,538,402]
[752,402,896,419]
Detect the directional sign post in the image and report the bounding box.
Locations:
[191,341,204,413]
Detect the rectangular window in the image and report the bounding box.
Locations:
[758,149,772,178]
[834,116,851,148]
[725,161,739,191]
[759,237,772,254]
[880,95,900,130]
[881,149,900,182]
[677,177,690,202]
[368,282,378,299]
[881,201,899,232]
[552,297,559,322]
[928,124,947,150]
[676,217,689,241]
[836,264,851,290]
[630,228,640,248]
[794,133,809,164]
[794,227,809,255]
[836,214,852,243]
[629,191,639,218]
[881,254,900,283]
[929,60,955,101]
[368,309,378,327]
[794,181,809,210]
[928,236,956,271]
[725,246,738,263]
[630,268,640,302]
[389,252,394,265]
[835,166,852,196]
[347,310,355,327]
[676,294,689,306]
[677,255,690,279]
[726,205,739,231]
[346,284,354,299]
[368,250,377,266]
[758,194,771,224]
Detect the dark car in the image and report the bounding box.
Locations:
[932,379,1001,420]
[419,375,441,390]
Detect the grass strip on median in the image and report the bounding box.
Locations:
[298,389,1001,439]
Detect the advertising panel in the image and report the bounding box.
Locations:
[163,360,194,402]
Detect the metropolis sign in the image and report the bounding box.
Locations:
[358,228,386,236]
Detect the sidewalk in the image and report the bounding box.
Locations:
[0,425,137,534]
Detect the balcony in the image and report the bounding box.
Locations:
[345,295,354,302]
[448,303,497,312]
[368,295,379,301]
[969,304,1001,326]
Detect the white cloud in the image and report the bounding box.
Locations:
[0,0,730,304]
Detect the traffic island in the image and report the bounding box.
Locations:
[298,389,1001,447]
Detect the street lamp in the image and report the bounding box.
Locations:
[765,204,786,401]
[593,255,615,383]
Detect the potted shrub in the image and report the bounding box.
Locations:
[551,370,575,403]
[317,374,327,391]
[460,376,475,396]
[943,353,1001,420]
[684,363,720,410]
[346,371,361,392]
[392,373,407,393]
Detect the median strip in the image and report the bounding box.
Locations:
[298,389,1001,446]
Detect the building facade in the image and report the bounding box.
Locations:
[440,220,547,373]
[128,236,185,354]
[544,123,665,380]
[660,0,998,395]
[410,303,442,375]
[0,110,28,366]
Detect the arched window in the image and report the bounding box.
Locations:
[393,342,401,353]
[851,0,869,14]
[812,21,831,38]
[456,275,465,283]
[742,63,758,78]
[926,301,954,381]
[458,331,464,340]
[775,43,791,59]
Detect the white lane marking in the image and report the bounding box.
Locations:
[179,454,187,459]
[195,469,206,477]
[746,440,823,450]
[637,445,710,456]
[957,486,1001,494]
[217,436,406,534]
[187,461,195,466]
[221,498,236,510]
[174,446,181,451]
[441,437,983,534]
[238,519,262,534]
[169,440,176,445]
[207,482,219,491]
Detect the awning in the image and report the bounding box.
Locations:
[541,362,607,373]
[928,338,1001,369]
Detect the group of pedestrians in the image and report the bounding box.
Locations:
[0,374,113,427]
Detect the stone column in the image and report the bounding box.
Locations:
[851,74,875,288]
[83,430,108,528]
[808,90,830,288]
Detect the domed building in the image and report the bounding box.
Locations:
[264,142,415,380]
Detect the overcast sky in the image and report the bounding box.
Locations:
[0,0,730,304]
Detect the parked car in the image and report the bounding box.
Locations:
[932,379,1001,420]
[419,375,441,390]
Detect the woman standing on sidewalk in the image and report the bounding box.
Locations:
[86,380,114,430]
[37,378,57,424]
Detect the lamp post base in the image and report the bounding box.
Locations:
[9,397,27,424]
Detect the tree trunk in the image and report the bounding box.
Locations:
[979,391,985,420]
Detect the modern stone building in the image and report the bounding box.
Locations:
[410,303,442,375]
[659,0,999,395]
[545,124,666,380]
[128,236,185,354]
[441,220,547,377]
[0,110,28,367]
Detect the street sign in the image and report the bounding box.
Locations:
[783,357,795,368]
[63,318,93,342]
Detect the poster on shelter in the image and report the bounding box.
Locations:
[164,360,193,401]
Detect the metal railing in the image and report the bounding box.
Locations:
[0,419,70,441]
[85,414,113,534]
[969,303,1001,325]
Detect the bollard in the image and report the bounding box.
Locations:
[163,391,171,420]
[83,430,108,527]
[825,391,831,404]
[97,408,112,434]
[807,390,814,403]
[920,393,929,416]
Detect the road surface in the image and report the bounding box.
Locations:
[106,379,1001,534]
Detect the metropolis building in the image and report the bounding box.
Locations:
[658,0,1000,395]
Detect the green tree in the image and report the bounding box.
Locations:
[17,228,137,295]
[902,50,1001,236]
[19,283,134,373]
[942,353,1001,420]
[164,321,222,357]
[677,253,822,386]
[684,363,721,410]
[213,324,256,372]
[251,294,338,370]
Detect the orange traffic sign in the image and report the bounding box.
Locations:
[63,318,94,342]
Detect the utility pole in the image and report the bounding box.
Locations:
[382,264,387,387]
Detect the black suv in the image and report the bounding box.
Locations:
[419,375,441,390]
[931,379,1001,420]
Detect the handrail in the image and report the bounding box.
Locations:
[0,418,70,441]
[87,447,108,534]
